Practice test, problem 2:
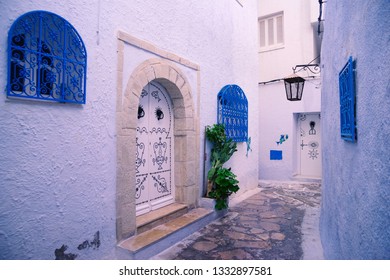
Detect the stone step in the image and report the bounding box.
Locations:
[118,207,215,259]
[136,203,189,234]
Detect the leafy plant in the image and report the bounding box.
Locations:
[208,167,239,210]
[205,124,239,210]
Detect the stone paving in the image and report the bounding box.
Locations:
[152,181,322,260]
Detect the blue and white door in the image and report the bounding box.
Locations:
[298,113,322,178]
[135,82,174,216]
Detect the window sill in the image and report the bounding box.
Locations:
[258,45,285,53]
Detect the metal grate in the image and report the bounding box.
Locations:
[339,57,356,142]
[217,84,248,142]
[7,11,87,104]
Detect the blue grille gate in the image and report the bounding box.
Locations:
[7,11,87,104]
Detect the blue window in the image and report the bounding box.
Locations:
[7,11,87,104]
[339,57,356,142]
[217,84,248,142]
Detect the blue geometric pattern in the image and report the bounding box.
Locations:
[217,84,248,142]
[7,11,87,104]
[339,57,356,142]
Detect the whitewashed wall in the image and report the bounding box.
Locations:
[258,81,321,180]
[257,0,321,181]
[0,0,259,259]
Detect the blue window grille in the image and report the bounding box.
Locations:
[339,57,356,142]
[7,11,87,104]
[217,84,248,142]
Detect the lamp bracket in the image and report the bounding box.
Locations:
[292,64,320,75]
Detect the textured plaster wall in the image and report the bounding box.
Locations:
[320,0,390,259]
[0,0,259,259]
[0,0,118,260]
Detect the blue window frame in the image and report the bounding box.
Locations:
[217,84,248,142]
[339,57,356,142]
[7,11,87,104]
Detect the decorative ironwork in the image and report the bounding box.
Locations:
[135,175,147,199]
[308,149,319,160]
[136,82,173,213]
[7,11,87,104]
[141,89,148,98]
[152,137,168,170]
[308,141,319,149]
[339,57,356,142]
[135,137,146,173]
[151,90,161,102]
[309,121,317,135]
[152,174,168,193]
[138,105,145,119]
[155,107,164,120]
[217,84,248,142]
[292,64,320,75]
[150,127,168,134]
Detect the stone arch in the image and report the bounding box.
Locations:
[116,58,198,240]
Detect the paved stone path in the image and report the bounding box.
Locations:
[152,181,322,260]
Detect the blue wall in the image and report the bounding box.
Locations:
[320,0,390,259]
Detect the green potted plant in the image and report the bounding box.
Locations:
[205,124,239,210]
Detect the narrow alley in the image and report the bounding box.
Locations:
[152,181,323,260]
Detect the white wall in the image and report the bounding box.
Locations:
[0,0,259,259]
[258,80,321,180]
[258,0,319,82]
[257,0,321,181]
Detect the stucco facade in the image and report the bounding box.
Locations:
[320,0,390,259]
[257,0,322,181]
[0,0,259,259]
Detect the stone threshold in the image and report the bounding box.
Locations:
[136,203,189,234]
[118,205,215,259]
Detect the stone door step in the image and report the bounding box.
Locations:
[136,203,189,234]
[118,207,214,259]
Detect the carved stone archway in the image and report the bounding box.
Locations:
[116,58,199,240]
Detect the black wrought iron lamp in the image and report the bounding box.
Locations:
[283,63,320,101]
[283,74,305,101]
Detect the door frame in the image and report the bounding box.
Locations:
[116,58,199,241]
[293,112,322,178]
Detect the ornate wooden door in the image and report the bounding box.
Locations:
[135,82,174,216]
[298,113,322,178]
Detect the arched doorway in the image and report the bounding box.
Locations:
[116,58,199,240]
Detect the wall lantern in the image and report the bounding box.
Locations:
[258,60,321,102]
[283,74,305,101]
[283,63,320,101]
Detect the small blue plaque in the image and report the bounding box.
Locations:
[270,150,282,160]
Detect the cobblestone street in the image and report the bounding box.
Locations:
[152,181,323,260]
